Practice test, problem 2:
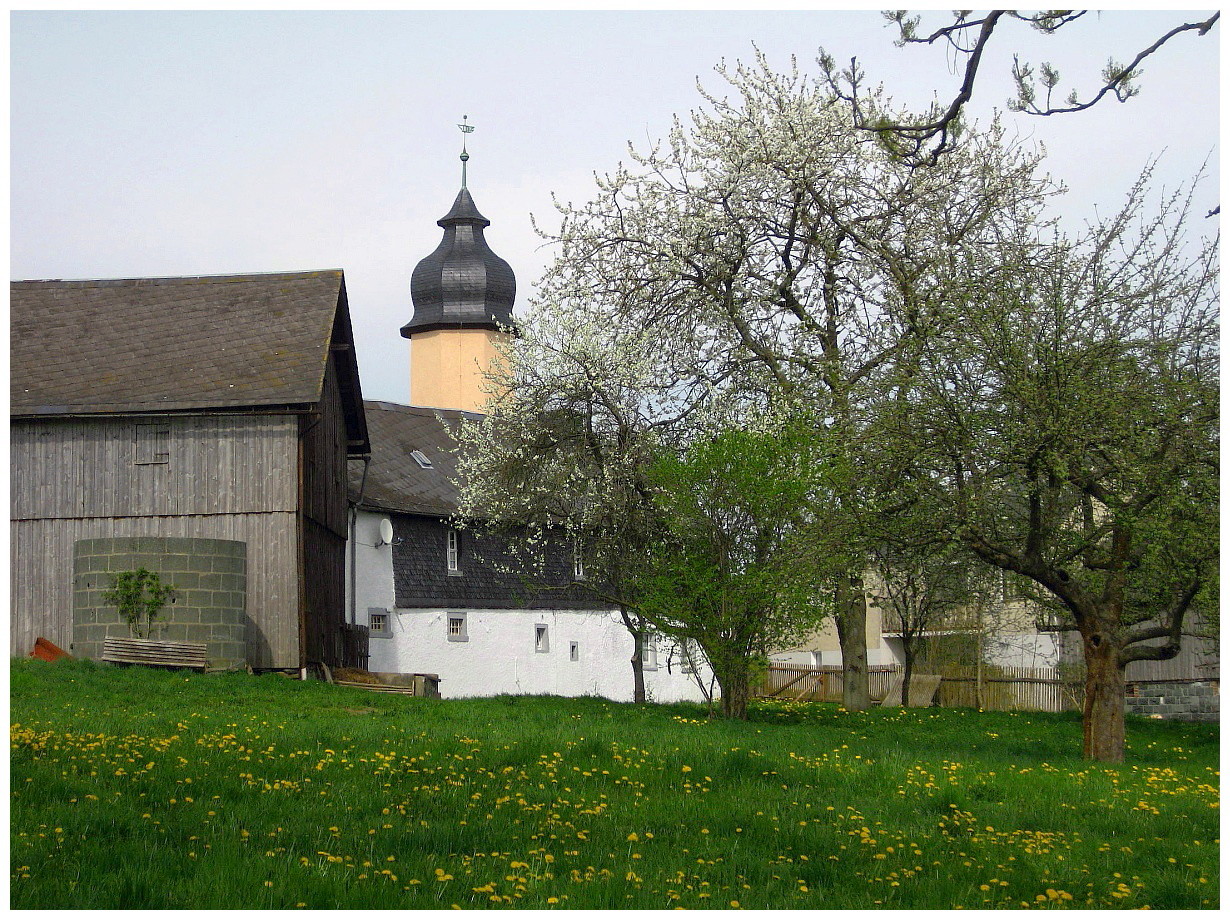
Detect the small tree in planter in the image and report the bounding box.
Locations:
[102,568,175,639]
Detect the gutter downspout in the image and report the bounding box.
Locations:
[349,456,371,627]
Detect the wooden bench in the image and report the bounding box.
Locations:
[102,637,208,672]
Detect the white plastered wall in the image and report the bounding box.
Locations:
[387,607,711,703]
[347,510,711,701]
[347,508,398,672]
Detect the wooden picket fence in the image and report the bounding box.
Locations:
[757,663,1083,713]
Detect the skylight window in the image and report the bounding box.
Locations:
[411,449,433,469]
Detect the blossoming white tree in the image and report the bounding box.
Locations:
[460,50,1056,712]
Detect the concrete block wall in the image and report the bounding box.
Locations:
[1126,680,1219,722]
[73,537,247,669]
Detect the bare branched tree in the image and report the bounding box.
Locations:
[820,10,1220,166]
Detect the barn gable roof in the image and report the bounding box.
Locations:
[10,270,369,456]
[350,400,477,517]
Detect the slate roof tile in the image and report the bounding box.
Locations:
[350,400,478,517]
[11,271,350,417]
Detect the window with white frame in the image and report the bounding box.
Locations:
[569,641,580,661]
[638,633,658,671]
[572,540,585,581]
[368,609,389,636]
[446,527,461,574]
[535,624,550,653]
[447,613,468,642]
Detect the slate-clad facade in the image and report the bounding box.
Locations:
[391,512,597,611]
[347,401,707,702]
[354,402,598,611]
[10,271,369,669]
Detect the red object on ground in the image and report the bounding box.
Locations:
[30,637,72,662]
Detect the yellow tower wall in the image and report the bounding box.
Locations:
[409,327,506,413]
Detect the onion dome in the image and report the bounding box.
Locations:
[400,187,516,337]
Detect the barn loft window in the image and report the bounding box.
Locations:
[447,613,468,642]
[411,449,433,469]
[134,422,170,464]
[535,624,550,654]
[446,528,461,574]
[572,540,585,581]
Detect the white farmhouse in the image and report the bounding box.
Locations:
[345,172,710,704]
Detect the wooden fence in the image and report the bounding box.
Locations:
[757,663,1083,713]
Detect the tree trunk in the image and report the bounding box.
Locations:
[900,642,914,708]
[630,643,646,705]
[1082,629,1126,762]
[720,667,750,720]
[835,577,871,710]
[621,608,646,704]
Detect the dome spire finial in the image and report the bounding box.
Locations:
[457,114,475,189]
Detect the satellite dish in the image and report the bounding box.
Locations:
[377,518,394,547]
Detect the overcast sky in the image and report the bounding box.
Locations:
[10,9,1220,404]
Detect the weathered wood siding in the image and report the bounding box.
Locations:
[12,415,298,519]
[10,414,302,667]
[298,355,350,666]
[301,356,349,538]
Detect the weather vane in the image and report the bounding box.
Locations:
[458,115,475,188]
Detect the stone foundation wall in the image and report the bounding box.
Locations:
[73,537,247,669]
[1126,679,1219,722]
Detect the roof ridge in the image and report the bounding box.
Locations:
[12,269,343,286]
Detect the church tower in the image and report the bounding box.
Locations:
[400,119,515,413]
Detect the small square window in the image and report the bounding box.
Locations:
[369,612,389,635]
[569,641,580,662]
[447,613,468,642]
[535,624,550,654]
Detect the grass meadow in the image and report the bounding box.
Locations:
[9,658,1219,910]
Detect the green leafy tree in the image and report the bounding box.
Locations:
[898,171,1218,761]
[635,422,829,719]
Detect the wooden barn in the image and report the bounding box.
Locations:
[10,270,370,669]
